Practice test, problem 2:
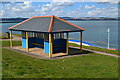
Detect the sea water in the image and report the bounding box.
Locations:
[0,20,118,49]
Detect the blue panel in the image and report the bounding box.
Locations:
[34,38,44,49]
[28,37,35,48]
[53,39,66,53]
[22,37,45,49]
[44,41,50,54]
[22,38,26,48]
[22,37,66,53]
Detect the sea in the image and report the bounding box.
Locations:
[0,20,118,50]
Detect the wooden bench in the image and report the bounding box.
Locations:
[32,43,44,46]
[32,43,65,47]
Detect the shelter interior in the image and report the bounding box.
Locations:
[22,31,67,54]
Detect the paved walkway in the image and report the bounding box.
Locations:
[69,46,120,58]
[0,35,21,41]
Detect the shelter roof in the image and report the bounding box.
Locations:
[8,15,85,33]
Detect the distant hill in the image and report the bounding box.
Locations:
[60,17,120,21]
[0,17,119,23]
[0,18,28,23]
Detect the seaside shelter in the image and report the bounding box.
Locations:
[8,15,85,58]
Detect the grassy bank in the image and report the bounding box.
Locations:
[12,34,22,37]
[69,43,119,55]
[0,33,9,39]
[1,41,119,78]
[2,48,118,78]
[2,41,21,47]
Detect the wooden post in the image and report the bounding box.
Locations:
[66,32,68,55]
[26,32,29,52]
[80,31,82,52]
[60,33,62,38]
[10,30,13,48]
[49,33,53,58]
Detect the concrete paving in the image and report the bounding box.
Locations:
[69,46,120,58]
[0,35,21,41]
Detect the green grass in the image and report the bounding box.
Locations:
[0,36,9,39]
[12,34,22,37]
[0,33,9,39]
[1,41,119,78]
[2,48,118,78]
[69,43,119,55]
[2,41,21,47]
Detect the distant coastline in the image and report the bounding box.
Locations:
[0,22,19,23]
[61,17,119,21]
[0,17,119,23]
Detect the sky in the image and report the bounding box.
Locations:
[0,0,119,18]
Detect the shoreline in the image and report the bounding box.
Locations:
[0,19,119,23]
[0,22,19,23]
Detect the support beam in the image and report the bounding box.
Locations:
[10,30,13,48]
[26,32,29,52]
[80,31,82,52]
[60,33,62,38]
[66,32,69,55]
[33,32,35,37]
[49,33,53,58]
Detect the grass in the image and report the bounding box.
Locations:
[2,48,118,78]
[0,33,9,39]
[1,41,119,78]
[2,41,21,47]
[12,34,22,37]
[0,36,9,39]
[69,43,119,55]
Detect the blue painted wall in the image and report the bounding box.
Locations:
[53,39,66,53]
[22,37,44,48]
[44,41,50,53]
[22,38,26,48]
[34,38,44,49]
[28,37,35,48]
[22,37,67,54]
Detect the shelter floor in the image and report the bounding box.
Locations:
[11,46,88,59]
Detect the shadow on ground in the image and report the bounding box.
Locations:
[68,47,93,55]
[52,47,94,58]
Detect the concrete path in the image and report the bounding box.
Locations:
[69,46,120,58]
[0,35,21,41]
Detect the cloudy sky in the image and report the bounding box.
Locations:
[0,0,119,18]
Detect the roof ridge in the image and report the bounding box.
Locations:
[54,16,85,31]
[48,16,54,32]
[32,15,53,18]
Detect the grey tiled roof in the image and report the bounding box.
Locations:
[9,16,84,33]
